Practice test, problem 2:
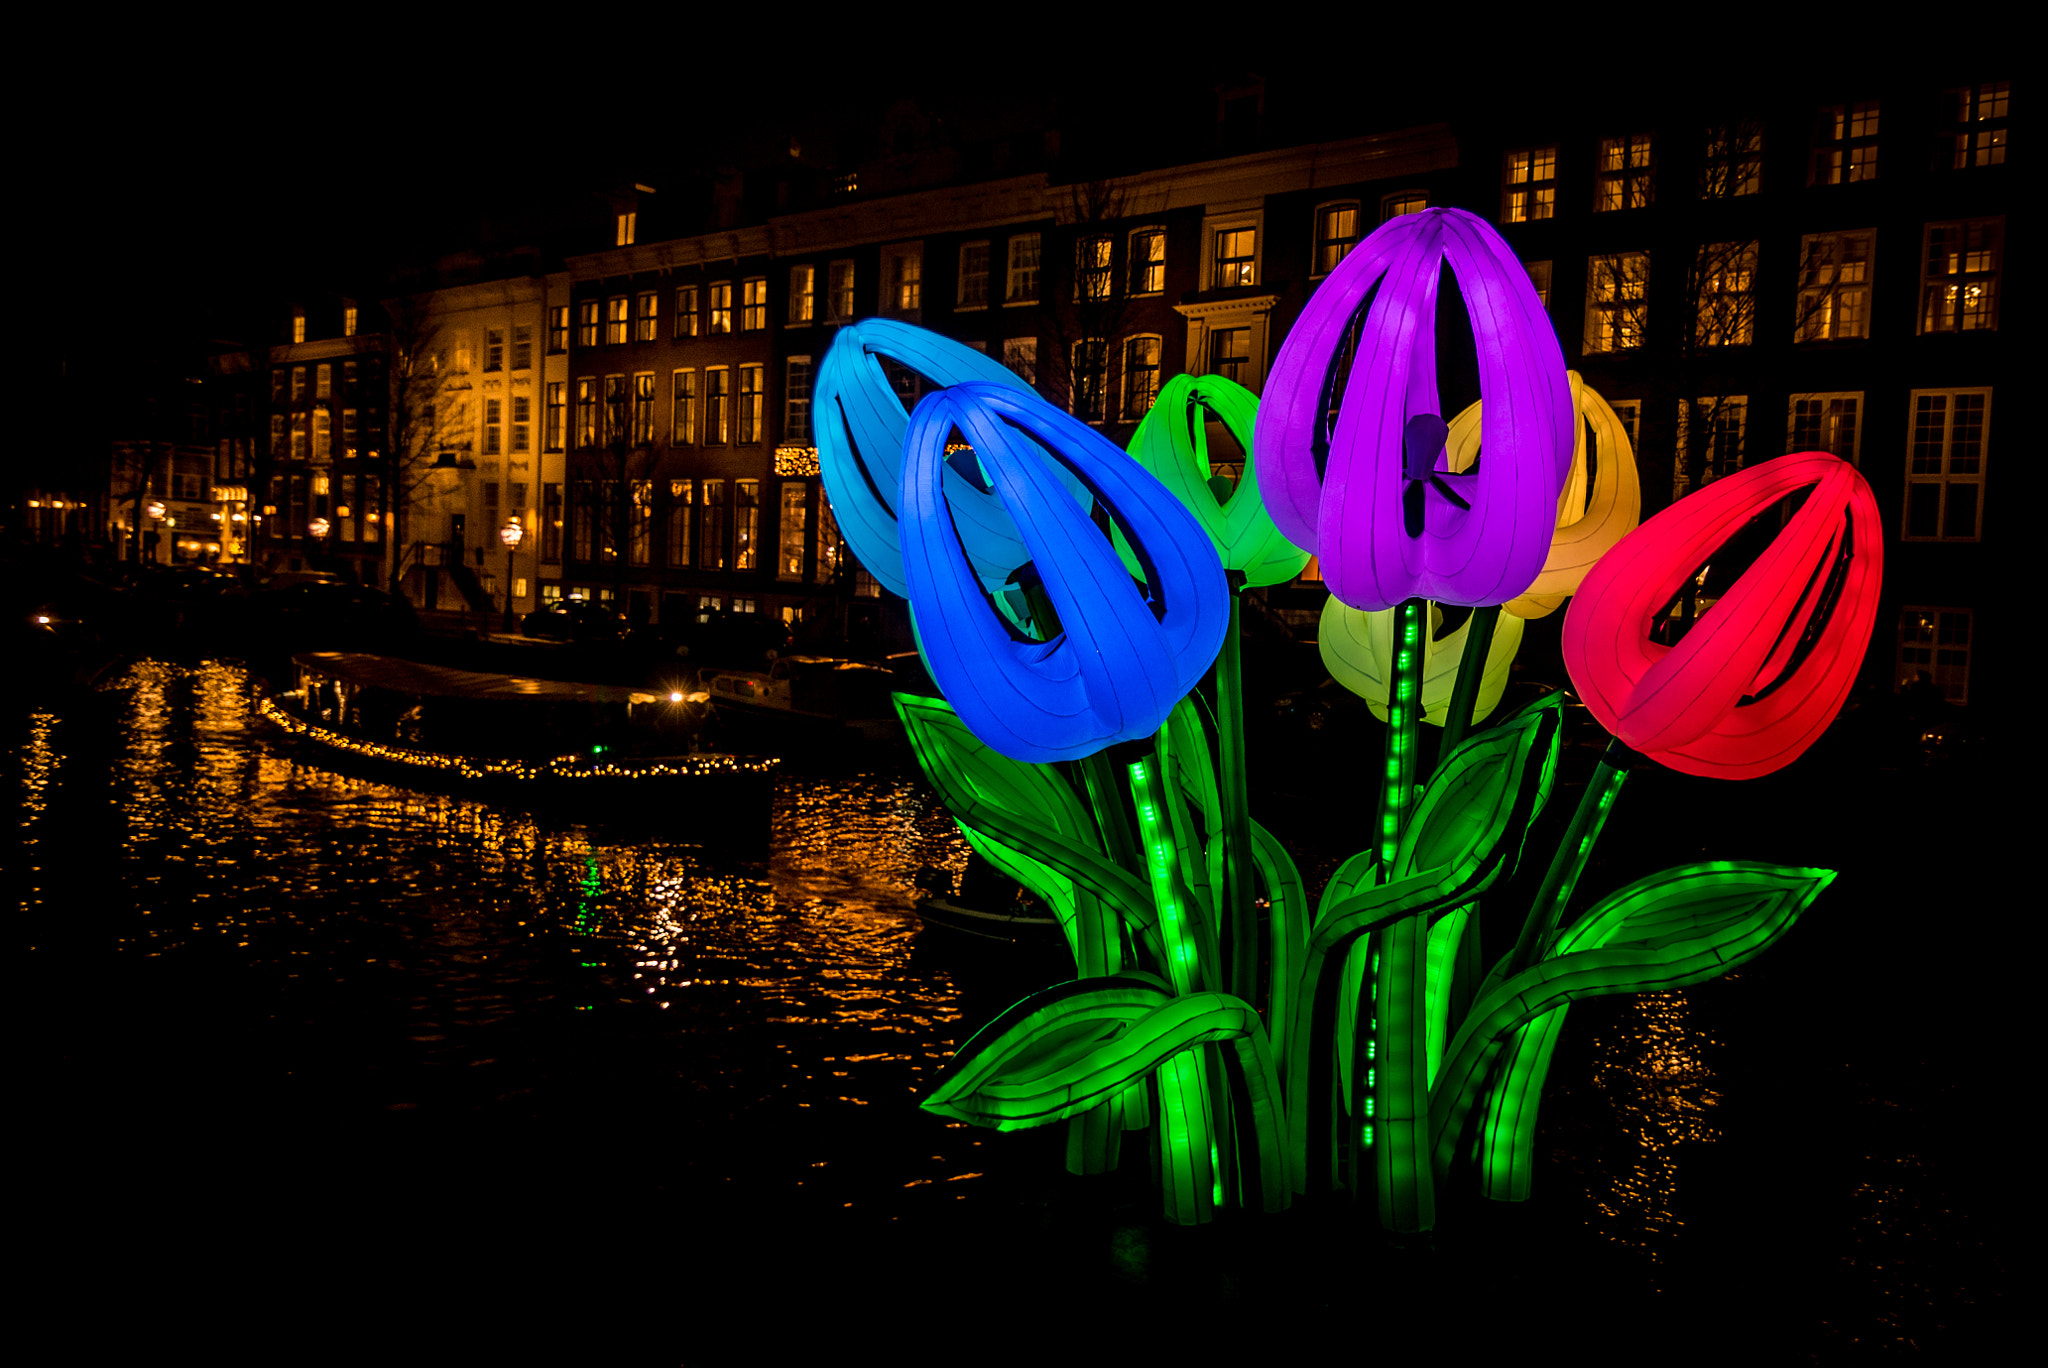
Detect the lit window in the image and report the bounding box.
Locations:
[1897,608,1972,703]
[1130,228,1165,294]
[545,382,565,453]
[1122,335,1161,420]
[1812,101,1879,184]
[788,265,815,324]
[1796,231,1874,341]
[1003,337,1037,386]
[315,363,332,399]
[1006,234,1040,302]
[1526,260,1553,308]
[671,370,697,445]
[549,306,569,353]
[1947,83,2009,169]
[828,261,855,321]
[1904,389,1990,541]
[1673,397,1747,498]
[630,480,652,565]
[292,366,307,400]
[705,368,729,444]
[1077,236,1112,300]
[1071,339,1107,422]
[1500,149,1556,223]
[785,357,813,442]
[1380,192,1428,222]
[633,372,656,444]
[1701,123,1763,198]
[512,395,531,453]
[815,499,842,584]
[512,325,533,370]
[1694,241,1757,347]
[577,301,600,348]
[1786,393,1861,463]
[314,410,332,459]
[709,282,732,334]
[667,480,692,568]
[484,329,504,372]
[483,398,502,456]
[958,242,989,308]
[1312,204,1359,275]
[606,297,629,345]
[636,293,658,342]
[741,279,767,331]
[343,305,358,337]
[701,479,726,569]
[291,310,306,344]
[738,365,763,443]
[778,483,807,582]
[1213,227,1255,287]
[603,375,628,445]
[1584,253,1649,352]
[1208,327,1249,384]
[615,211,636,246]
[575,379,598,448]
[675,285,699,338]
[884,247,922,316]
[1919,219,2001,333]
[1595,134,1654,210]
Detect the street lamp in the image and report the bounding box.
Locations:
[500,518,525,633]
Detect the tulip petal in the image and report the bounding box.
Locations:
[1256,208,1571,611]
[1319,597,1524,727]
[1562,452,1883,778]
[814,318,1052,599]
[900,383,1229,764]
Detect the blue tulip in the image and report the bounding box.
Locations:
[815,319,1072,601]
[900,382,1230,764]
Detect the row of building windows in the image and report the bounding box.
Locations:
[1573,217,2001,352]
[562,477,844,584]
[1497,84,2010,223]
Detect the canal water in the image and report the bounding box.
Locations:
[11,660,2007,1359]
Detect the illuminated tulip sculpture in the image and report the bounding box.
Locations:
[1255,206,1573,613]
[898,381,1229,765]
[1462,450,1880,1204]
[815,318,1055,602]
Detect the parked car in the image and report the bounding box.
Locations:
[520,599,626,643]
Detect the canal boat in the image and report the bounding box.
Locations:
[696,655,900,744]
[909,861,1062,944]
[260,652,778,817]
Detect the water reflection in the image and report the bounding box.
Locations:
[1584,988,1723,1257]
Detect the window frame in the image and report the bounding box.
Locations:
[1785,392,1863,464]
[708,282,733,335]
[704,367,730,445]
[1673,396,1749,499]
[548,306,569,354]
[1128,226,1166,295]
[785,356,813,443]
[777,482,807,582]
[1693,240,1759,348]
[1379,191,1429,223]
[577,301,600,349]
[1796,230,1876,342]
[957,240,990,309]
[1005,233,1041,304]
[828,260,855,322]
[1002,337,1038,386]
[1896,606,1972,704]
[606,297,630,346]
[674,285,699,338]
[1583,252,1650,353]
[1499,148,1557,224]
[1076,234,1113,301]
[1918,218,2002,335]
[1310,203,1360,277]
[741,278,768,332]
[635,292,659,342]
[787,265,815,325]
[1121,334,1162,421]
[545,381,565,453]
[1208,219,1259,289]
[737,364,764,444]
[1902,387,1991,542]
[1811,100,1880,185]
[632,372,656,445]
[1070,338,1108,423]
[882,243,923,318]
[671,369,697,445]
[1594,133,1655,211]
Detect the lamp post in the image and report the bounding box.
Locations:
[500,518,524,634]
[309,516,331,568]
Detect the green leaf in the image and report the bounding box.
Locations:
[896,694,1160,964]
[1430,862,1834,1180]
[923,976,1293,1212]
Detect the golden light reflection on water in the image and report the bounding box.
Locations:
[1583,988,1723,1258]
[13,659,1006,1210]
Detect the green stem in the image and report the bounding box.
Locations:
[1505,737,1638,977]
[1375,598,1427,872]
[1215,585,1256,1003]
[1129,747,1213,996]
[1436,604,1500,765]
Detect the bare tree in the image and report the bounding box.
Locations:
[379,293,464,595]
[1041,179,1145,426]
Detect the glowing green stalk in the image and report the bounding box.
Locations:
[1376,598,1426,869]
[1129,752,1206,997]
[1436,604,1500,764]
[1215,582,1258,1003]
[1505,737,1638,977]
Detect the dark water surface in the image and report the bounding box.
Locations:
[12,661,2008,1360]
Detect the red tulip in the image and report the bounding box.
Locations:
[1562,452,1882,779]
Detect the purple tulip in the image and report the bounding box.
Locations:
[1256,208,1572,611]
